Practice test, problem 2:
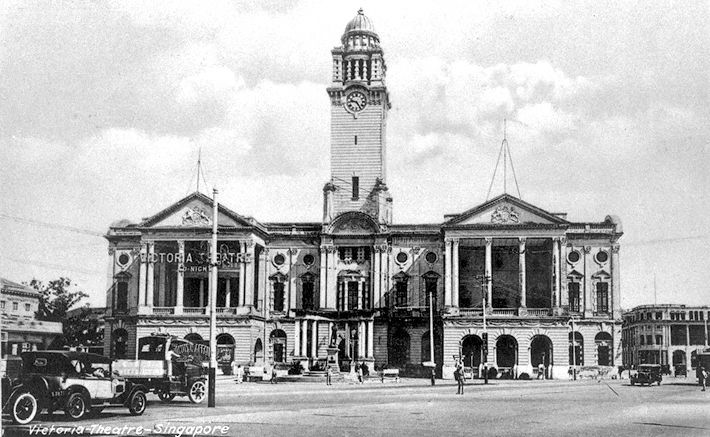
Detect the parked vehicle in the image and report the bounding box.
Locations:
[113,334,208,404]
[1,351,147,425]
[630,364,662,386]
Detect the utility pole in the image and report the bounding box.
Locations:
[208,187,218,407]
[571,317,577,380]
[429,287,435,385]
[476,274,490,384]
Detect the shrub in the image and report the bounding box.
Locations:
[519,372,531,380]
[287,361,303,375]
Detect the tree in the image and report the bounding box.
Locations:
[63,306,104,349]
[30,277,88,322]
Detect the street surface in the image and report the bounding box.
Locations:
[3,376,709,436]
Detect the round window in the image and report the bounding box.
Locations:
[396,252,408,264]
[273,254,286,266]
[595,250,609,263]
[425,251,437,264]
[303,254,315,266]
[117,253,130,266]
[567,251,580,263]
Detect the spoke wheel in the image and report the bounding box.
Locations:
[65,393,87,420]
[12,392,38,425]
[128,391,147,416]
[188,380,206,404]
[158,391,176,402]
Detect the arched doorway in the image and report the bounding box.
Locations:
[216,333,235,366]
[673,350,686,367]
[254,338,264,363]
[496,335,518,369]
[270,329,287,363]
[595,332,612,366]
[569,332,584,365]
[461,335,483,370]
[112,329,128,359]
[530,335,553,373]
[389,328,410,368]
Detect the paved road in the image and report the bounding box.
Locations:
[3,376,709,436]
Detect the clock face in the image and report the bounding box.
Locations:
[345,91,366,112]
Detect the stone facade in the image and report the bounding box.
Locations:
[102,10,623,379]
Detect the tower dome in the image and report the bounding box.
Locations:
[341,9,380,47]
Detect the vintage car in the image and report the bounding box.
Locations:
[630,364,663,386]
[2,351,147,424]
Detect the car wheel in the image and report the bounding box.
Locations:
[128,391,147,416]
[158,391,176,402]
[11,392,39,425]
[188,380,206,404]
[65,393,87,420]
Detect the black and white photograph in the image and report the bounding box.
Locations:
[1,1,708,436]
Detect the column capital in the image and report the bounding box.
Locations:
[108,246,115,256]
[286,247,296,255]
[583,245,592,254]
[518,237,527,245]
[559,236,568,245]
[177,240,185,251]
[484,237,493,246]
[320,245,328,254]
[444,238,453,246]
[245,240,256,249]
[327,246,338,254]
[611,244,620,254]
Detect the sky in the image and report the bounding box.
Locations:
[1,0,708,309]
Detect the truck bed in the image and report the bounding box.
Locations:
[114,359,168,378]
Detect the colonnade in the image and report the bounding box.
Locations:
[443,236,564,309]
[293,319,374,360]
[135,239,256,314]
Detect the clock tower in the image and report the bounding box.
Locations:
[323,9,392,226]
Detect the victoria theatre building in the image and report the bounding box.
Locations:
[103,10,623,380]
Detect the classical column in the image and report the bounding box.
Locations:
[138,243,147,307]
[146,242,155,307]
[157,259,166,306]
[225,278,231,308]
[311,320,318,358]
[344,280,349,311]
[372,245,381,307]
[328,322,335,346]
[367,320,374,358]
[319,246,327,309]
[239,241,246,306]
[485,238,493,309]
[327,247,338,309]
[244,241,255,307]
[611,244,621,318]
[582,246,592,316]
[294,319,301,356]
[344,322,350,357]
[452,239,460,307]
[288,248,295,311]
[553,238,561,308]
[444,239,452,307]
[301,319,308,357]
[358,321,365,358]
[519,237,527,308]
[176,241,184,312]
[357,279,363,310]
[199,279,205,307]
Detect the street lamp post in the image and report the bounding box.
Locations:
[476,274,490,384]
[570,317,577,381]
[428,287,435,386]
[208,187,219,407]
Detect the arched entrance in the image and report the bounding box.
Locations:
[530,335,553,372]
[216,333,235,366]
[270,329,287,363]
[185,333,203,343]
[569,332,584,365]
[496,335,518,369]
[673,350,686,367]
[112,329,128,359]
[389,328,410,368]
[461,335,483,370]
[595,332,612,366]
[254,338,264,363]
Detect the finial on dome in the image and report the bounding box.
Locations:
[358,8,364,14]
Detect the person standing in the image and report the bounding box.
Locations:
[538,363,545,380]
[455,360,464,395]
[235,364,244,384]
[700,365,707,391]
[357,362,364,384]
[326,366,332,386]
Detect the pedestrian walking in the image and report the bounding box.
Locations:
[235,364,244,384]
[326,366,332,386]
[455,360,464,395]
[700,366,707,391]
[271,366,278,384]
[538,363,545,380]
[357,362,364,384]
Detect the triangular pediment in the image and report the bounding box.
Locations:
[444,194,569,227]
[140,192,256,229]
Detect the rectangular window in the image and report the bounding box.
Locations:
[273,282,285,312]
[395,281,408,307]
[0,301,4,309]
[640,335,645,345]
[656,312,662,320]
[670,325,687,345]
[351,176,359,200]
[12,302,18,311]
[302,281,314,310]
[425,277,438,310]
[655,335,662,345]
[354,135,358,145]
[116,282,128,312]
[24,303,30,311]
[596,282,609,313]
[347,282,358,310]
[647,335,653,345]
[568,282,580,312]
